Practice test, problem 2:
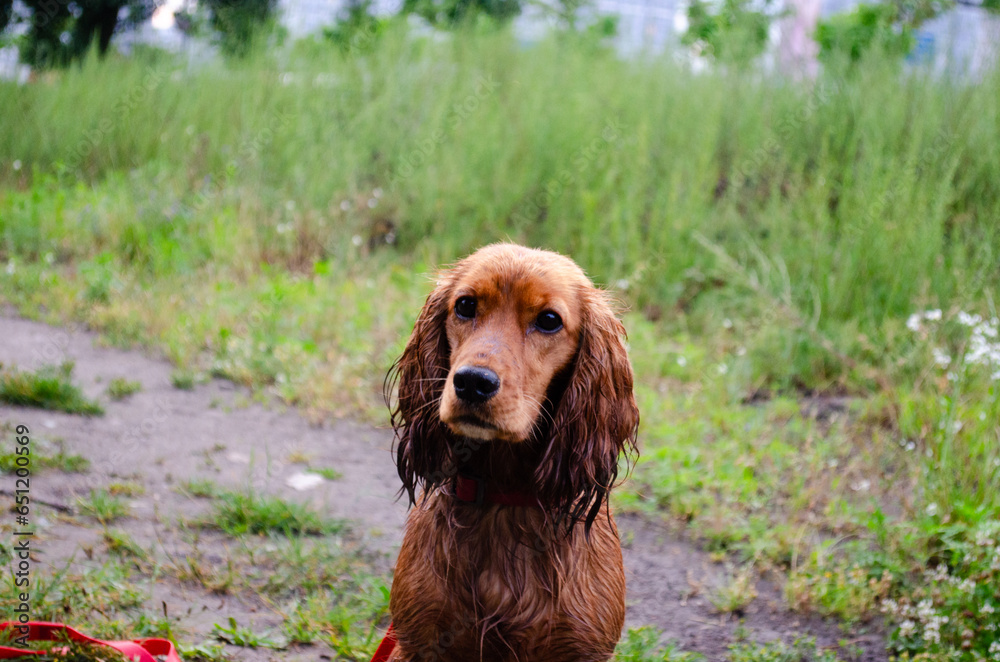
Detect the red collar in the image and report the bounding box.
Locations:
[452,474,542,509]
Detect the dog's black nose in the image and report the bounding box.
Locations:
[453,366,500,404]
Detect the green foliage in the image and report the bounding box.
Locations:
[307,466,343,480]
[208,490,345,536]
[0,362,104,415]
[0,432,90,473]
[103,529,148,559]
[77,488,131,524]
[106,377,141,400]
[14,0,154,68]
[323,0,390,54]
[178,478,221,498]
[815,4,914,63]
[0,0,12,33]
[728,637,841,662]
[615,626,704,661]
[170,370,197,390]
[815,0,953,63]
[880,520,1000,659]
[201,0,278,57]
[681,0,774,64]
[402,0,521,26]
[212,617,283,649]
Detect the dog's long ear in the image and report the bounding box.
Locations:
[535,287,639,530]
[385,273,456,505]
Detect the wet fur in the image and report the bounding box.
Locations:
[385,243,640,662]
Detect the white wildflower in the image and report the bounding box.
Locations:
[958,577,976,593]
[925,309,943,321]
[932,347,951,366]
[615,279,629,290]
[676,356,687,367]
[982,601,995,615]
[926,502,939,517]
[723,318,733,329]
[4,260,13,275]
[958,311,982,327]
[923,614,948,644]
[917,598,937,620]
[351,235,363,247]
[716,363,728,375]
[898,619,916,637]
[907,313,922,332]
[881,599,898,615]
[12,159,22,171]
[990,641,1000,660]
[975,526,997,547]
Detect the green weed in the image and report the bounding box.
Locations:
[177,478,220,498]
[615,626,704,661]
[212,617,283,649]
[0,436,89,474]
[0,362,103,415]
[207,490,345,536]
[77,488,131,524]
[106,377,141,400]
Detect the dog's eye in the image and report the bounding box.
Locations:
[455,296,477,320]
[535,311,563,333]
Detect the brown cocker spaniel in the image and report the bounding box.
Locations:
[383,243,640,662]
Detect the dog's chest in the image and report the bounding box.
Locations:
[389,500,625,662]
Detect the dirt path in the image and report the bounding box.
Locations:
[0,314,886,661]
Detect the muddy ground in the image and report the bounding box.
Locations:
[0,313,886,661]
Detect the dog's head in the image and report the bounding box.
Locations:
[387,243,639,525]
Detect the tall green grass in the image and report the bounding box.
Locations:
[2,25,998,391]
[2,26,1000,657]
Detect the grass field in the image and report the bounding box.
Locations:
[2,22,1000,660]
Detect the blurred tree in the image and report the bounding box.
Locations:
[0,0,13,33]
[19,0,74,67]
[815,0,954,63]
[15,0,154,67]
[401,0,521,27]
[682,0,776,65]
[201,0,279,57]
[72,0,154,55]
[323,0,388,54]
